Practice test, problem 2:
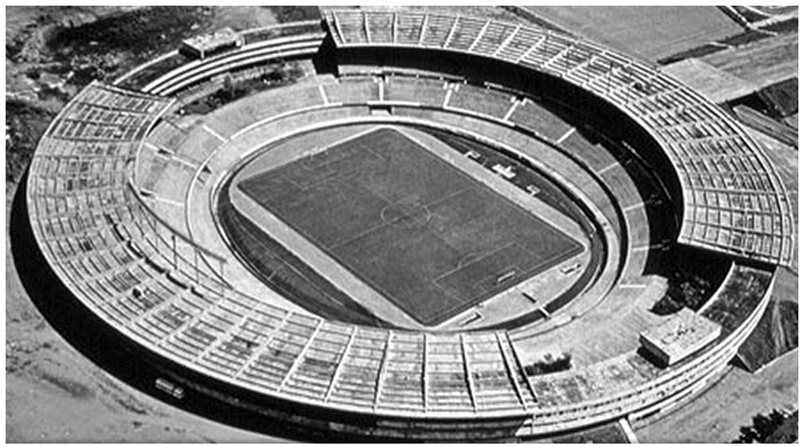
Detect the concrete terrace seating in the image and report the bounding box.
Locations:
[495,26,548,62]
[378,332,426,410]
[332,10,368,44]
[326,326,387,408]
[143,33,325,97]
[202,82,326,140]
[323,77,380,104]
[395,13,426,45]
[446,83,516,120]
[508,99,574,142]
[389,99,628,259]
[387,85,636,244]
[365,11,395,44]
[47,83,172,143]
[426,335,473,412]
[26,20,785,437]
[384,75,448,106]
[447,16,486,51]
[29,82,173,228]
[147,158,196,205]
[324,9,793,266]
[470,22,519,56]
[556,130,617,173]
[421,14,458,48]
[29,81,546,418]
[519,34,574,70]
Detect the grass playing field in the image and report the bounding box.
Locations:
[238,127,582,325]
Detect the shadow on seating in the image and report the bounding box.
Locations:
[9,170,332,441]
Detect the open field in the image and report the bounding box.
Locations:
[6,181,276,443]
[701,32,798,88]
[520,6,741,61]
[237,128,582,325]
[635,350,798,443]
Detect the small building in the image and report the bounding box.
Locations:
[639,308,722,366]
[181,27,244,59]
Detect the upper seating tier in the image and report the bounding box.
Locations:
[324,9,793,266]
[26,20,778,432]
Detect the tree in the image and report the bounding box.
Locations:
[734,409,796,443]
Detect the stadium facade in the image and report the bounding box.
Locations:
[25,10,793,441]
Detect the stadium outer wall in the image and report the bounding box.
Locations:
[138,56,772,441]
[26,217,773,441]
[19,153,774,441]
[25,17,786,441]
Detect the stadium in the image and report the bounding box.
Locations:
[22,8,794,441]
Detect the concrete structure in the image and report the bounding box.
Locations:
[640,308,722,366]
[24,10,791,441]
[181,27,244,59]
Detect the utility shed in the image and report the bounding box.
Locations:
[181,27,244,59]
[639,308,722,366]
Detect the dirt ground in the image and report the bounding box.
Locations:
[635,350,797,443]
[635,265,798,443]
[519,6,742,61]
[4,7,304,442]
[5,181,281,443]
[701,31,798,88]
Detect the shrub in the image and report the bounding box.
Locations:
[524,352,572,376]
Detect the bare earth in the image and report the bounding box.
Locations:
[4,7,292,441]
[5,186,281,443]
[635,350,798,443]
[519,6,741,61]
[701,32,799,88]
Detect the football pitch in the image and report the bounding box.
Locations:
[239,127,583,325]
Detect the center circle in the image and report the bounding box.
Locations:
[380,201,432,229]
[214,122,608,331]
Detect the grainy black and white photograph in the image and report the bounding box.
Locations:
[5,4,798,443]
